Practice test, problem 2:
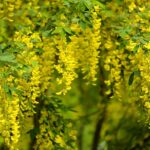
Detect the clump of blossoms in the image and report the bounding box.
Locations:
[0,0,101,149]
[101,0,150,118]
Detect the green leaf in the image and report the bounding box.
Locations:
[52,27,63,34]
[2,83,12,98]
[35,48,44,55]
[128,72,134,86]
[31,61,39,67]
[83,0,92,9]
[0,53,17,65]
[63,27,72,34]
[15,42,26,49]
[133,45,140,54]
[128,70,140,86]
[42,30,52,37]
[79,21,87,30]
[52,27,66,37]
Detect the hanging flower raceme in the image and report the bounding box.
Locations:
[0,71,20,150]
[0,0,22,22]
[39,37,56,93]
[54,36,79,95]
[75,6,101,83]
[136,49,150,112]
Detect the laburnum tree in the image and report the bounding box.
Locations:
[0,0,150,150]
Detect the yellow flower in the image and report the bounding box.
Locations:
[145,102,150,109]
[144,42,150,50]
[128,2,136,12]
[55,135,65,147]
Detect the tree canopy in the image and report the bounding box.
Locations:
[0,0,150,150]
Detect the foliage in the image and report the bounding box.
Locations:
[0,0,150,150]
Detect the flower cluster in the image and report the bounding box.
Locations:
[0,0,149,149]
[0,73,20,150]
[54,36,79,95]
[101,0,150,115]
[0,0,21,22]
